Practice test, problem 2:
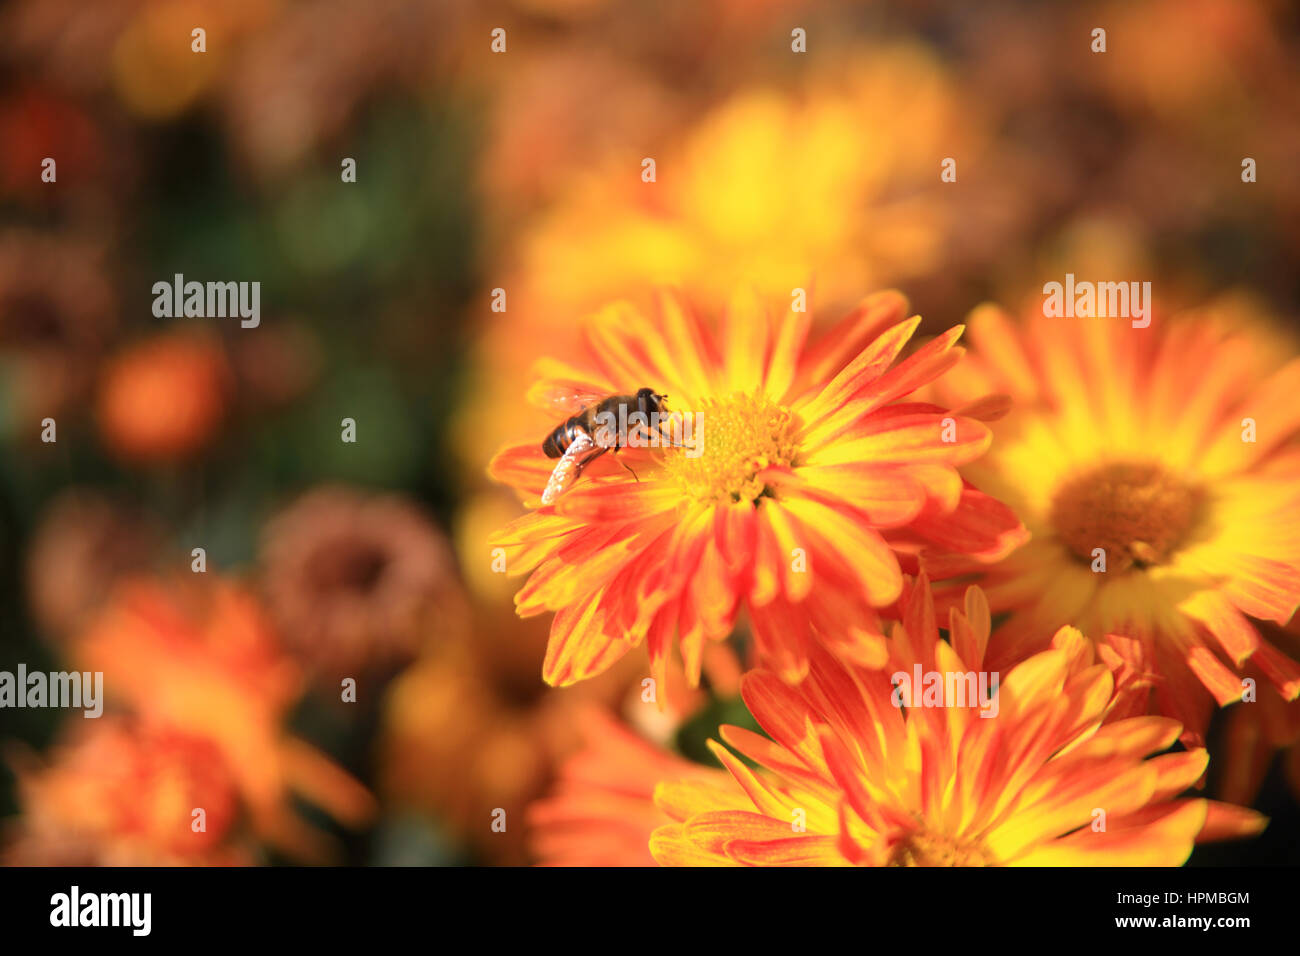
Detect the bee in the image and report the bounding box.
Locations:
[537,386,670,505]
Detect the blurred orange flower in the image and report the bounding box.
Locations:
[4,718,247,866]
[527,707,729,866]
[489,288,1025,688]
[73,576,375,862]
[96,331,229,463]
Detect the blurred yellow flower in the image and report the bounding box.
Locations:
[460,44,981,467]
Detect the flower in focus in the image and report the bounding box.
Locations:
[935,300,1300,744]
[72,576,376,862]
[489,288,1025,688]
[260,485,466,680]
[651,578,1266,866]
[4,718,246,866]
[96,331,229,463]
[527,706,733,866]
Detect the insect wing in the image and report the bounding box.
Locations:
[527,380,609,417]
[541,432,600,505]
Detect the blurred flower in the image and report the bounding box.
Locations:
[379,604,644,865]
[3,0,276,115]
[4,718,247,866]
[216,0,453,179]
[936,300,1300,745]
[0,87,104,203]
[518,49,966,308]
[489,288,1025,688]
[95,330,229,463]
[260,485,466,680]
[228,321,322,411]
[25,489,161,641]
[478,46,685,221]
[1088,0,1285,121]
[73,576,375,862]
[527,706,729,866]
[0,231,116,427]
[2,0,142,96]
[651,578,1265,866]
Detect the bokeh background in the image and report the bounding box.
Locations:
[1,0,1298,864]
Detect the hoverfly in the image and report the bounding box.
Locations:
[537,385,672,505]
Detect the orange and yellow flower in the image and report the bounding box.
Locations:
[650,578,1266,866]
[934,299,1300,744]
[489,288,1025,689]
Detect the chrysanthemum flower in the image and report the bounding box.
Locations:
[488,289,1025,688]
[651,577,1266,866]
[933,301,1300,743]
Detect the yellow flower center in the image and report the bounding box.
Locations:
[1049,462,1205,572]
[888,828,994,867]
[660,393,801,505]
